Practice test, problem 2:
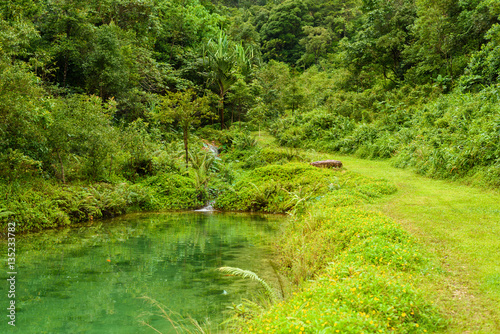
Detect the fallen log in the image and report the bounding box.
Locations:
[310,160,343,168]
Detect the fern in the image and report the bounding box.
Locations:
[218,266,279,302]
[0,208,14,218]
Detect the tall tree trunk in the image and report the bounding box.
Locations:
[57,150,66,184]
[238,106,241,129]
[183,128,189,169]
[219,99,224,130]
[63,57,68,87]
[219,86,225,130]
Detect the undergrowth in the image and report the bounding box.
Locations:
[0,172,205,233]
[271,85,500,188]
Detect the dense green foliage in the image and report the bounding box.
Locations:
[1,0,498,332]
[271,83,500,185]
[0,180,152,232]
[1,0,499,202]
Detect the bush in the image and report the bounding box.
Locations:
[0,181,153,233]
[268,83,500,187]
[392,86,500,185]
[278,206,421,284]
[261,147,305,164]
[238,261,445,333]
[141,173,204,210]
[214,163,396,214]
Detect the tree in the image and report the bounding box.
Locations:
[155,89,213,168]
[460,23,500,90]
[82,23,139,100]
[283,77,305,113]
[404,0,496,83]
[258,0,312,64]
[247,97,269,136]
[0,17,39,62]
[255,60,291,118]
[203,30,252,130]
[226,77,255,125]
[0,57,46,161]
[46,95,118,182]
[314,0,362,41]
[299,26,333,67]
[345,0,416,83]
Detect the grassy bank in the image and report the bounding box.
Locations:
[249,134,500,332]
[4,130,498,333]
[0,128,260,233]
[329,154,500,333]
[0,173,205,233]
[227,170,445,333]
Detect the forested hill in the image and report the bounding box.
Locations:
[1,0,500,230]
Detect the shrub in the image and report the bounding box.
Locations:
[260,147,305,164]
[392,86,500,185]
[141,173,204,210]
[214,163,396,214]
[0,181,153,233]
[214,163,337,213]
[237,261,445,333]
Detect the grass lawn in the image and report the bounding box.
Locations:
[255,133,500,333]
[332,154,500,333]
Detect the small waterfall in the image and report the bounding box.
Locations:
[196,143,219,213]
[194,201,217,212]
[203,142,219,157]
[207,144,219,156]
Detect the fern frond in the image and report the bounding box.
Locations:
[218,266,279,302]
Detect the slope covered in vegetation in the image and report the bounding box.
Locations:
[209,160,444,333]
[1,0,499,332]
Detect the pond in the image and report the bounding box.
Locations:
[1,212,282,334]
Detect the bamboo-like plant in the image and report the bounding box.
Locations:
[188,149,216,195]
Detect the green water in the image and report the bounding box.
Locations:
[1,212,281,334]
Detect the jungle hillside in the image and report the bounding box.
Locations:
[1,0,500,333]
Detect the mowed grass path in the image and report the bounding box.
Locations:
[316,153,500,333]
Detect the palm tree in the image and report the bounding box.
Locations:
[204,30,252,130]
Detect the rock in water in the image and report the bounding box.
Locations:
[310,160,343,168]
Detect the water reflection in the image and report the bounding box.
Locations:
[2,212,281,334]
